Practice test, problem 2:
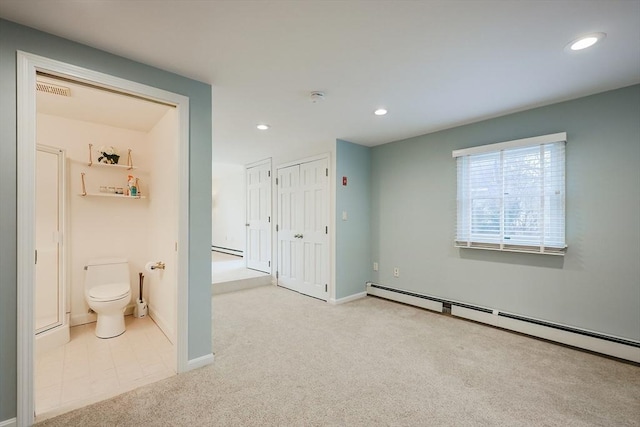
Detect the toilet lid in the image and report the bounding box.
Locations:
[89,282,130,301]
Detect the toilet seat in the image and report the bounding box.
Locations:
[89,282,130,302]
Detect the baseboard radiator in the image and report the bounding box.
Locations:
[366,283,640,363]
[211,245,243,257]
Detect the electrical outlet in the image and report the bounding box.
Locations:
[373,262,379,271]
[393,267,400,277]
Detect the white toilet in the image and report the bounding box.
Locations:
[84,258,132,338]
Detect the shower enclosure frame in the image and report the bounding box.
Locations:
[35,144,68,341]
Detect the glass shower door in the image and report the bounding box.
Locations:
[35,145,65,333]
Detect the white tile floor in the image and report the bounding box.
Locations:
[35,315,175,421]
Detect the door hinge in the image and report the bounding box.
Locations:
[35,250,38,265]
[269,261,271,267]
[326,168,328,177]
[276,271,279,279]
[325,226,328,234]
[268,216,271,223]
[175,242,178,252]
[325,284,328,292]
[276,178,279,185]
[268,170,271,177]
[276,224,279,232]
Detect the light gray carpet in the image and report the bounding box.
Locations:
[38,285,640,426]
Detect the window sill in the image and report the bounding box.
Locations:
[455,242,566,256]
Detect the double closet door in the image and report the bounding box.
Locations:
[277,158,329,301]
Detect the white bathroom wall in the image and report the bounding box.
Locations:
[37,113,151,326]
[146,108,178,342]
[211,162,246,252]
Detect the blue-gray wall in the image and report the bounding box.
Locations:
[335,139,372,299]
[0,19,212,421]
[371,85,640,341]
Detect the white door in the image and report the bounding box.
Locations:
[246,160,272,273]
[35,145,65,333]
[277,158,329,300]
[147,109,179,343]
[277,164,301,291]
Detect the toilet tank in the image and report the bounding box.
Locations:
[84,258,130,289]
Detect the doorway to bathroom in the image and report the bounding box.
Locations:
[17,52,191,426]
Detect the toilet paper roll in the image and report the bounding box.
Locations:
[145,261,156,273]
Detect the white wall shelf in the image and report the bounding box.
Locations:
[70,158,139,171]
[80,144,143,197]
[88,162,137,171]
[78,192,146,199]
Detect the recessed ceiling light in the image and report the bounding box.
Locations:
[566,32,606,51]
[256,124,270,130]
[374,108,388,116]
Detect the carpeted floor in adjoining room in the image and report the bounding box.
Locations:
[37,285,640,426]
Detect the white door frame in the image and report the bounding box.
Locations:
[16,51,190,426]
[245,158,272,273]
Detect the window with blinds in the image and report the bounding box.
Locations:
[453,133,566,255]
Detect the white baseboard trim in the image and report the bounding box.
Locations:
[453,305,640,363]
[499,314,640,363]
[186,353,214,371]
[451,305,498,326]
[148,306,175,345]
[329,291,367,305]
[367,283,640,363]
[367,284,443,313]
[0,417,16,427]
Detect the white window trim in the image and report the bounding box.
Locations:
[453,132,567,255]
[452,132,567,158]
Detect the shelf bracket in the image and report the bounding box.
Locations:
[80,172,87,196]
[127,148,134,170]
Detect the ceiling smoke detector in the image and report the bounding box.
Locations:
[309,91,325,103]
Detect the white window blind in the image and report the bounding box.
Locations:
[453,133,566,255]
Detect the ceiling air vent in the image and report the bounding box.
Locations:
[36,82,71,97]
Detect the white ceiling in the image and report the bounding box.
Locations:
[36,75,172,132]
[2,0,639,164]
